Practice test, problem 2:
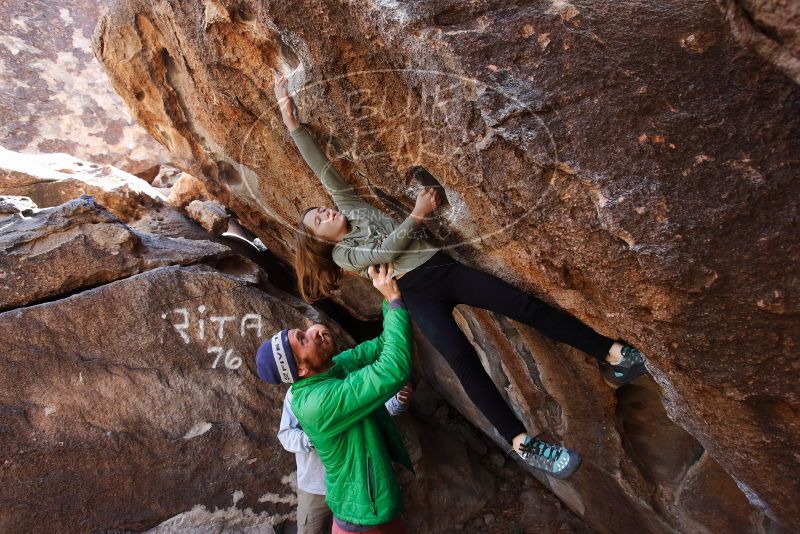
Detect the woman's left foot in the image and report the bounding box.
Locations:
[517,436,582,479]
[602,345,647,388]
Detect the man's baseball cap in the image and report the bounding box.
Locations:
[255,329,300,384]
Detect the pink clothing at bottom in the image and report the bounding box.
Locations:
[331,516,405,534]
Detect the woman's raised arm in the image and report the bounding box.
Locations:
[275,73,365,213]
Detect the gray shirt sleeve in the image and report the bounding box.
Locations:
[332,215,423,272]
[277,390,314,453]
[290,125,368,213]
[385,393,409,415]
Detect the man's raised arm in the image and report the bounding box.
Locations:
[297,264,414,436]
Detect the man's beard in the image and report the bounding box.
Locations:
[305,351,334,374]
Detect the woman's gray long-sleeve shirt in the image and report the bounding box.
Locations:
[290,125,437,278]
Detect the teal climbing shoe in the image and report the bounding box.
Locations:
[602,345,647,388]
[518,436,582,479]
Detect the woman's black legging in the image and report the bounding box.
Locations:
[397,252,615,443]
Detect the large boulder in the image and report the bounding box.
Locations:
[0,147,167,221]
[0,146,213,240]
[186,199,230,236]
[0,0,170,175]
[0,261,320,532]
[167,172,212,209]
[0,196,232,311]
[94,0,800,530]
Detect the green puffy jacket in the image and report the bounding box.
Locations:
[290,302,414,526]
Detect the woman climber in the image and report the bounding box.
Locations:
[273,73,646,479]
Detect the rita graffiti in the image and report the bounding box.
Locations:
[161,305,263,370]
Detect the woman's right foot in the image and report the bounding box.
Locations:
[602,345,647,388]
[517,436,582,479]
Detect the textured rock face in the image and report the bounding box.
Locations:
[717,0,800,84]
[94,0,799,530]
[0,0,170,174]
[0,262,312,532]
[145,505,278,533]
[0,146,214,241]
[0,146,168,221]
[0,196,231,311]
[167,172,212,209]
[186,199,230,235]
[0,195,36,216]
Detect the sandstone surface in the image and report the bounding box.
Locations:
[0,146,217,242]
[168,172,212,209]
[145,505,278,533]
[94,0,800,530]
[0,262,313,532]
[717,0,800,84]
[186,199,231,236]
[0,196,232,311]
[0,195,36,217]
[0,0,170,174]
[0,146,167,222]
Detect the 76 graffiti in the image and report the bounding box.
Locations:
[208,346,243,370]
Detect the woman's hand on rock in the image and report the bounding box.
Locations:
[411,187,441,221]
[273,71,299,130]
